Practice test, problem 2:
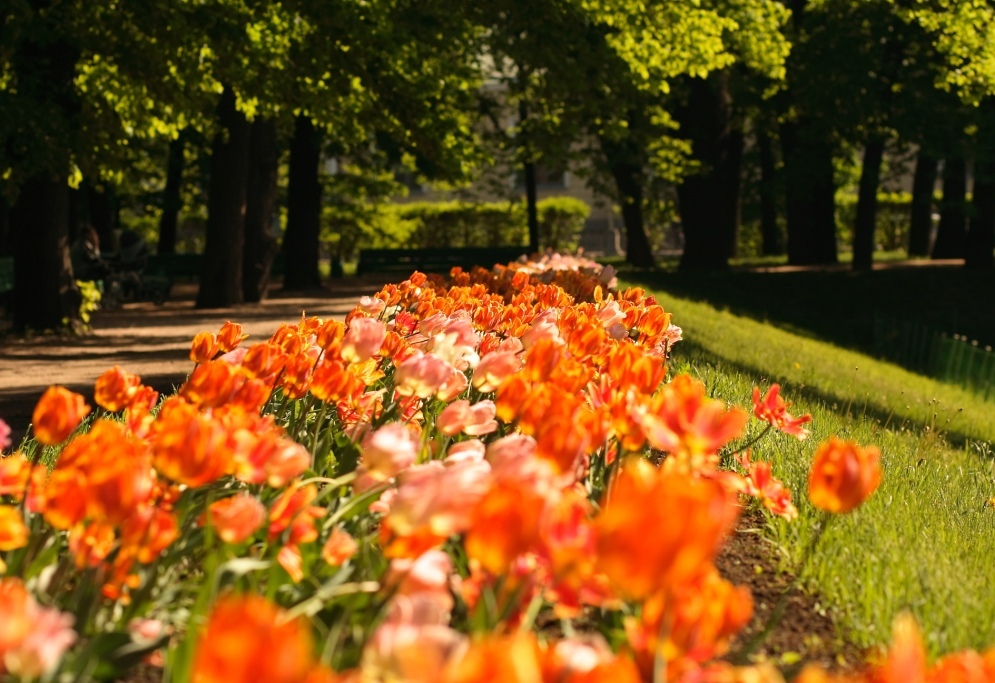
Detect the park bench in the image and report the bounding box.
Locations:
[146,253,203,281]
[356,246,529,277]
[146,251,285,280]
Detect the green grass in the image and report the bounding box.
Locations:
[633,279,995,657]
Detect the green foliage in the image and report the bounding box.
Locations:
[75,279,102,328]
[836,191,916,252]
[324,197,591,259]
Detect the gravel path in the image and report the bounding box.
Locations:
[0,278,381,443]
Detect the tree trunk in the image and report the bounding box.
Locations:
[676,76,743,269]
[8,3,81,330]
[519,100,540,253]
[158,133,186,255]
[283,114,323,290]
[0,198,10,257]
[600,135,654,268]
[968,156,995,269]
[196,87,250,308]
[908,153,938,257]
[782,121,838,265]
[933,157,967,260]
[243,118,280,302]
[852,137,886,270]
[758,126,784,256]
[11,177,79,330]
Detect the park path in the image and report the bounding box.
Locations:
[0,278,382,443]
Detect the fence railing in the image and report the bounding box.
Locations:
[873,316,995,400]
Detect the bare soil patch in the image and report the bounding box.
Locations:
[718,510,863,673]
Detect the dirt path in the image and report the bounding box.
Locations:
[0,278,382,442]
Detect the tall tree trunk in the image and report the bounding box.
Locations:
[908,152,938,257]
[933,157,967,259]
[158,133,186,255]
[964,166,995,269]
[9,3,80,330]
[196,86,250,308]
[600,135,654,268]
[519,100,540,253]
[11,177,79,330]
[782,121,838,265]
[243,118,280,302]
[0,198,10,257]
[676,76,743,269]
[758,126,784,256]
[852,137,886,270]
[283,114,323,290]
[968,156,995,269]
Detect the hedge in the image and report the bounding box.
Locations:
[323,197,590,259]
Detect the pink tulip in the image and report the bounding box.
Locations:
[435,400,498,437]
[395,352,454,399]
[361,424,420,481]
[472,351,521,393]
[342,317,387,363]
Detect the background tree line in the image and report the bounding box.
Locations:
[1,0,994,331]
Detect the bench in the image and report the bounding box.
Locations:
[356,246,530,277]
[146,253,203,281]
[146,251,286,280]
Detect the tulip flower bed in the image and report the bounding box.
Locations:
[0,254,991,682]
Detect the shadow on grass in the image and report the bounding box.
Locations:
[623,263,995,354]
[677,336,984,451]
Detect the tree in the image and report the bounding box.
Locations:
[196,87,250,308]
[243,118,280,301]
[3,0,84,331]
[158,133,186,255]
[283,115,323,291]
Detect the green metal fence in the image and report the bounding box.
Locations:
[873,316,995,400]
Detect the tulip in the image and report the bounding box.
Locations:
[32,386,90,446]
[808,438,881,514]
[189,331,220,364]
[207,494,266,544]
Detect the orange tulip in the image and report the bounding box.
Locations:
[152,399,232,488]
[0,505,28,551]
[180,360,237,409]
[626,569,753,678]
[595,460,738,600]
[190,332,220,364]
[0,453,31,498]
[465,480,544,575]
[877,612,927,683]
[192,594,318,683]
[94,366,142,412]
[752,384,812,441]
[443,632,543,683]
[206,494,266,544]
[0,579,33,674]
[217,321,248,353]
[32,386,90,446]
[808,438,882,514]
[322,529,358,566]
[639,374,748,467]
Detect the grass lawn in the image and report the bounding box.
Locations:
[626,275,995,658]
